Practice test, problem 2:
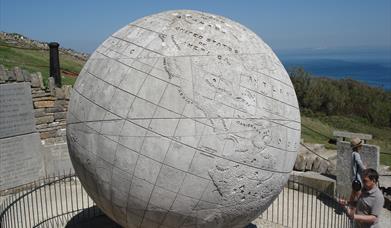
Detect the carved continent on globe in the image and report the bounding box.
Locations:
[67,10,301,228]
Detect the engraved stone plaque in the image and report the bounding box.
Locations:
[0,82,36,138]
[0,133,44,191]
[0,82,43,192]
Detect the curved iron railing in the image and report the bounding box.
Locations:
[0,173,351,228]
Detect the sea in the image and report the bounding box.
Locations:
[276,48,391,90]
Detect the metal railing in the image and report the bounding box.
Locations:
[0,173,351,228]
[0,172,95,228]
[261,178,351,228]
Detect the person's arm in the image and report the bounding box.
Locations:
[353,153,366,170]
[352,214,377,224]
[350,195,384,224]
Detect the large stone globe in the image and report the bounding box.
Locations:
[67,10,301,228]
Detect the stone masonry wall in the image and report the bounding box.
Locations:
[0,65,72,141]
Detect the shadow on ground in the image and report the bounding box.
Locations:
[65,206,260,228]
[65,206,121,228]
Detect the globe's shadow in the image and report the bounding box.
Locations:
[65,205,258,228]
[65,206,122,228]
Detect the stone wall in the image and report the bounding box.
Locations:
[0,65,72,141]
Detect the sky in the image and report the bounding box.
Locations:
[0,0,390,54]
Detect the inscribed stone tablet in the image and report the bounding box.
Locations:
[0,82,36,138]
[0,133,44,191]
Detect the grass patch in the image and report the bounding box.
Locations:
[301,115,391,166]
[0,43,85,86]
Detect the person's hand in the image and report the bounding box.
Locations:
[338,198,347,206]
[347,209,355,220]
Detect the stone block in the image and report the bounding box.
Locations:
[294,153,306,171]
[305,153,316,170]
[39,129,57,139]
[35,115,54,125]
[30,73,41,88]
[56,128,66,137]
[31,90,47,98]
[36,123,49,130]
[313,158,329,174]
[6,71,15,81]
[63,85,72,100]
[34,108,46,118]
[55,87,65,99]
[45,106,63,113]
[34,100,55,108]
[13,67,24,82]
[54,100,67,110]
[33,96,56,102]
[0,65,6,82]
[54,112,66,120]
[48,121,61,127]
[22,69,31,82]
[37,72,45,89]
[48,77,55,96]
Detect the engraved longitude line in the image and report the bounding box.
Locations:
[102,35,153,213]
[136,82,170,225]
[102,41,157,226]
[139,94,187,226]
[154,104,190,227]
[122,50,162,227]
[178,179,214,227]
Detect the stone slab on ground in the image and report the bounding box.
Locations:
[290,171,335,196]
